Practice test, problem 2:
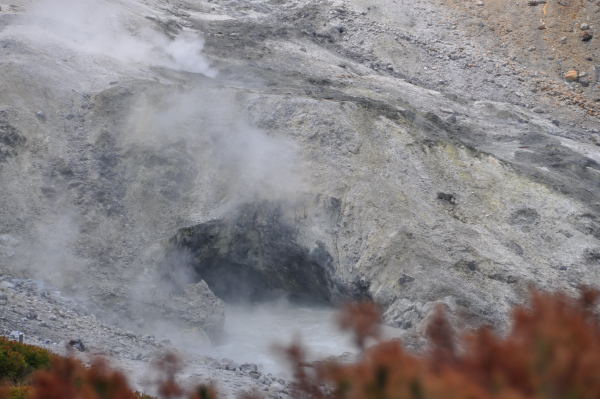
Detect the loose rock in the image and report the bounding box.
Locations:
[565,70,579,81]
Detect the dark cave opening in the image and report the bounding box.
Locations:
[162,202,338,305]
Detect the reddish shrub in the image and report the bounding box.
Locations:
[338,302,382,350]
[3,289,600,399]
[288,289,600,399]
[29,357,139,399]
[0,352,213,399]
[0,337,53,384]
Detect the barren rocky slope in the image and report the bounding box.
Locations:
[1,0,599,393]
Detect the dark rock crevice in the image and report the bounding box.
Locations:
[0,112,26,163]
[163,201,344,305]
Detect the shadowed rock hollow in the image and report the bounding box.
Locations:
[165,202,339,304]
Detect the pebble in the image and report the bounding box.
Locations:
[68,339,86,352]
[239,363,259,373]
[582,31,593,42]
[581,23,590,31]
[9,330,23,341]
[565,70,579,81]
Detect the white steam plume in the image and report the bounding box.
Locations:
[11,0,216,76]
[0,0,319,377]
[124,88,306,219]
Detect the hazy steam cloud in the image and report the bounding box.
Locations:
[125,89,305,217]
[0,0,312,371]
[14,211,84,289]
[12,0,216,76]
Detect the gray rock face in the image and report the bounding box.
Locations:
[165,200,370,304]
[0,110,25,162]
[0,0,599,377]
[167,202,335,304]
[154,281,225,338]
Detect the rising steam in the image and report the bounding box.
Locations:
[0,0,307,349]
[10,0,216,76]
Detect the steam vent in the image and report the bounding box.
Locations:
[1,0,600,395]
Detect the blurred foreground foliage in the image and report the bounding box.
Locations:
[1,289,599,399]
[288,289,600,399]
[0,337,53,384]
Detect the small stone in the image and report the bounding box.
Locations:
[35,111,46,121]
[221,358,236,371]
[559,36,567,44]
[582,31,593,42]
[476,0,484,5]
[398,274,416,285]
[565,70,579,81]
[9,330,23,342]
[67,339,86,352]
[538,24,546,30]
[239,363,259,373]
[249,371,261,379]
[581,23,590,31]
[0,281,14,289]
[270,382,284,391]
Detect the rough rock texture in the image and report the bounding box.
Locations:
[0,275,289,397]
[0,0,599,391]
[167,201,338,304]
[162,0,600,333]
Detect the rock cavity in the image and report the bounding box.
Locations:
[164,201,341,304]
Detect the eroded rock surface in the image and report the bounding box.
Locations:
[0,0,599,392]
